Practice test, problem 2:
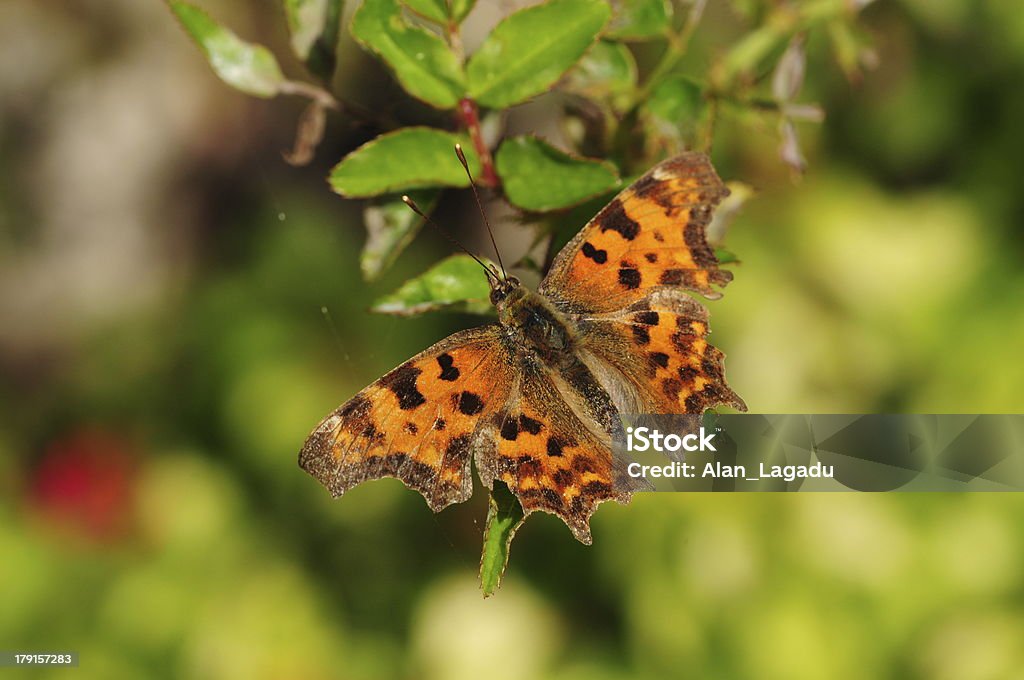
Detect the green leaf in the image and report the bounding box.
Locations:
[642,74,705,150]
[607,0,672,40]
[479,481,525,598]
[646,74,704,124]
[351,0,465,108]
[450,0,476,23]
[401,0,447,22]
[495,136,621,211]
[360,190,439,281]
[372,255,494,316]
[171,1,286,98]
[714,248,740,265]
[283,0,343,80]
[402,0,476,23]
[329,127,480,197]
[466,0,611,108]
[563,39,637,103]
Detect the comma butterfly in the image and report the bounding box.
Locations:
[300,152,746,543]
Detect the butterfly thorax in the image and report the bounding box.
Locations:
[492,280,577,367]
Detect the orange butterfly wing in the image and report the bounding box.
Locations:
[301,325,647,542]
[477,361,647,545]
[300,326,514,511]
[538,152,744,417]
[540,152,731,311]
[579,289,746,415]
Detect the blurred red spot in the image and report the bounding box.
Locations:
[30,429,138,542]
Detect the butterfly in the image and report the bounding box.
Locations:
[300,152,746,544]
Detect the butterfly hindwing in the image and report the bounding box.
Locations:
[300,326,513,511]
[540,153,731,311]
[579,288,746,414]
[477,359,647,545]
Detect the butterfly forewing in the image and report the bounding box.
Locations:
[300,326,513,511]
[540,153,731,311]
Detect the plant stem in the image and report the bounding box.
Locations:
[635,0,706,104]
[458,98,499,187]
[446,19,464,61]
[280,78,388,130]
[279,80,340,110]
[443,10,497,186]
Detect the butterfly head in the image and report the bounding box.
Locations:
[488,274,522,308]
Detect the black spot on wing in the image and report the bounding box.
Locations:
[360,422,385,443]
[456,391,484,415]
[382,363,426,410]
[437,353,460,381]
[635,311,660,325]
[678,365,699,383]
[519,415,543,435]
[599,199,640,241]
[500,416,519,441]
[581,242,608,264]
[632,325,651,345]
[618,268,641,290]
[553,469,574,488]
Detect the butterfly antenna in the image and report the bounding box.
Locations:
[401,195,497,284]
[454,143,506,281]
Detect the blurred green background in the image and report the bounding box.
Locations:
[2,1,1024,678]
